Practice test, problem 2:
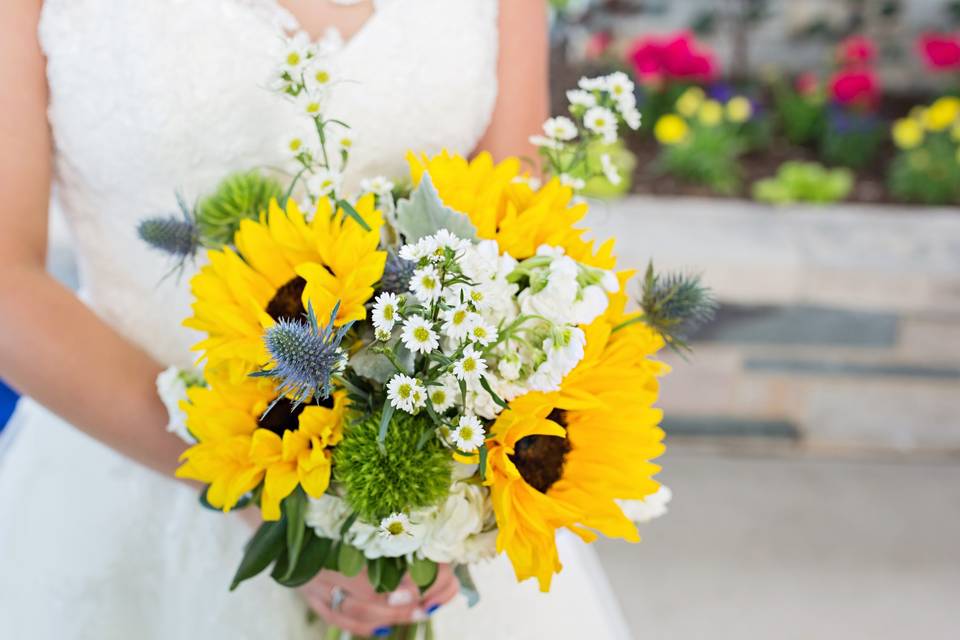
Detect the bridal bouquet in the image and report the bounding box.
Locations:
[143,35,712,639]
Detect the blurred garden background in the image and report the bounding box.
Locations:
[1,1,958,637]
[546,0,960,638]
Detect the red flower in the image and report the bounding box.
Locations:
[837,35,875,67]
[829,69,879,109]
[627,31,717,84]
[918,33,960,71]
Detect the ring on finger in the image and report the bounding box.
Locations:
[330,585,346,612]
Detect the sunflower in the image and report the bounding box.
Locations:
[485,278,669,591]
[184,195,385,374]
[407,151,615,269]
[175,366,349,520]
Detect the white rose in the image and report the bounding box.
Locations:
[419,483,490,564]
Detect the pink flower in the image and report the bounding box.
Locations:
[584,31,613,61]
[837,35,875,67]
[627,31,717,85]
[829,69,880,109]
[918,33,960,71]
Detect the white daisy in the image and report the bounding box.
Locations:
[280,33,311,76]
[433,229,470,254]
[376,513,423,556]
[306,167,341,198]
[453,345,487,381]
[605,71,635,102]
[399,237,437,263]
[559,174,586,190]
[512,174,542,190]
[441,304,474,341]
[371,292,401,332]
[387,374,425,413]
[600,153,622,186]
[467,318,497,347]
[283,135,309,159]
[567,89,597,108]
[410,265,442,303]
[621,105,642,130]
[305,60,334,91]
[360,175,395,196]
[297,91,325,118]
[400,316,439,355]
[452,415,486,452]
[584,106,618,144]
[427,374,460,412]
[578,76,608,91]
[542,116,577,141]
[529,134,563,150]
[378,512,412,538]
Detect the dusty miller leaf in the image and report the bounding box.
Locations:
[395,172,478,242]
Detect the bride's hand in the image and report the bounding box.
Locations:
[300,564,459,637]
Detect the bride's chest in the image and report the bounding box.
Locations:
[39,0,499,196]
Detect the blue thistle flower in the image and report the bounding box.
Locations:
[379,250,415,294]
[252,302,351,404]
[137,192,199,259]
[636,261,717,354]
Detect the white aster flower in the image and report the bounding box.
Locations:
[398,237,436,263]
[567,89,597,108]
[297,90,325,118]
[304,59,335,92]
[375,327,392,342]
[371,292,400,332]
[306,167,341,198]
[432,229,470,254]
[282,134,309,159]
[512,174,542,190]
[360,175,395,196]
[578,76,608,91]
[427,374,460,412]
[542,116,577,141]
[605,71,635,102]
[387,374,425,413]
[584,106,618,144]
[376,512,424,556]
[400,315,439,355]
[600,153,622,186]
[453,345,487,381]
[529,134,563,150]
[442,304,473,341]
[280,32,311,76]
[410,265,442,303]
[559,174,586,190]
[467,317,497,347]
[452,415,486,452]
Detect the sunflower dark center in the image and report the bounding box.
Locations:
[266,276,308,322]
[258,394,336,436]
[510,409,571,493]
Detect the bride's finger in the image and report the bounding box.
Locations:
[303,582,425,627]
[420,564,460,612]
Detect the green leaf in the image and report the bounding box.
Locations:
[230,518,287,591]
[376,557,405,593]
[453,564,481,608]
[409,557,439,591]
[282,487,308,580]
[338,543,365,577]
[479,376,508,408]
[395,172,478,242]
[478,444,489,481]
[272,532,333,588]
[336,198,372,232]
[367,557,384,591]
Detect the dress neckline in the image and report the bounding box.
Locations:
[259,0,393,52]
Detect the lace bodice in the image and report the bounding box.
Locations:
[39,0,498,367]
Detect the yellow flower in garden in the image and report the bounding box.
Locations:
[892,118,924,150]
[923,96,960,132]
[675,86,705,118]
[726,96,753,123]
[654,114,690,145]
[407,151,615,269]
[185,196,385,374]
[697,99,724,126]
[485,277,669,591]
[176,363,349,520]
[249,392,348,520]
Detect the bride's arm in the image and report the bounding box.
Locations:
[0,0,184,476]
[474,0,550,164]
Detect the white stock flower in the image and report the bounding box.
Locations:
[418,483,493,564]
[306,167,341,198]
[305,494,352,539]
[371,292,400,332]
[518,255,580,325]
[400,315,439,355]
[601,270,620,293]
[528,327,586,392]
[584,106,618,144]
[543,116,577,141]
[497,351,522,381]
[453,345,487,381]
[156,366,194,444]
[572,284,609,325]
[410,265,442,303]
[600,153,622,186]
[452,415,486,451]
[387,374,426,413]
[567,89,597,108]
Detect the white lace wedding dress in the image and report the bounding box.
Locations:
[0,1,633,638]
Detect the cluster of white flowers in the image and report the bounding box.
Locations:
[270,33,351,206]
[375,230,618,424]
[531,72,642,192]
[305,482,497,562]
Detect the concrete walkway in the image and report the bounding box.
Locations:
[596,446,960,639]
